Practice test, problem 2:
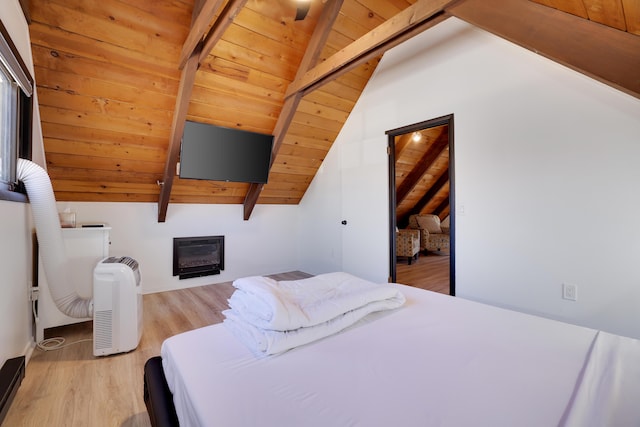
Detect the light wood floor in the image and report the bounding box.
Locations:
[396,250,450,295]
[4,271,309,427]
[4,266,447,427]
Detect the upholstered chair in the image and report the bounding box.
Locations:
[396,228,420,264]
[407,214,450,253]
[441,215,450,234]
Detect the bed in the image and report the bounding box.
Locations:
[144,275,640,427]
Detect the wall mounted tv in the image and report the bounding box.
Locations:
[179,121,274,184]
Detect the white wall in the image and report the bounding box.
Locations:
[0,0,45,366]
[58,202,300,294]
[297,140,343,275]
[298,124,391,283]
[298,18,640,339]
[0,201,32,367]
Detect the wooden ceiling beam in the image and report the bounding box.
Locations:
[300,13,449,98]
[447,0,640,99]
[199,0,250,65]
[394,133,412,159]
[158,0,245,222]
[243,0,345,220]
[244,0,453,219]
[433,197,449,218]
[157,47,201,222]
[399,168,449,224]
[18,0,31,23]
[178,0,224,69]
[284,0,457,99]
[396,130,448,204]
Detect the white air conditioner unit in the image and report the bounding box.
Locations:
[93,256,143,356]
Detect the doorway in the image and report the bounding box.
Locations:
[387,114,455,295]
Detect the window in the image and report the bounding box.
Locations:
[0,61,19,183]
[0,19,33,201]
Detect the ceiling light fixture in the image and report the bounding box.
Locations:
[412,132,422,142]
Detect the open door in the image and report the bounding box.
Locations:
[387,114,455,295]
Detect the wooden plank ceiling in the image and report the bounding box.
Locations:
[395,124,450,225]
[26,0,640,222]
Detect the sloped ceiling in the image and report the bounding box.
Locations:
[395,124,450,225]
[26,0,640,222]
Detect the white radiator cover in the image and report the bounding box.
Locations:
[93,256,143,356]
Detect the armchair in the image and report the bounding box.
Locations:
[396,228,420,265]
[407,214,450,253]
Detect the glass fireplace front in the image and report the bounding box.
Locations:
[173,235,224,280]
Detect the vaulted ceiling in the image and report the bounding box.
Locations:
[394,124,450,225]
[24,0,640,222]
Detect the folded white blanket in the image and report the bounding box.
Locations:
[228,272,405,331]
[223,292,405,356]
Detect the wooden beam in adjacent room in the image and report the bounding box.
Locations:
[284,0,456,99]
[433,197,449,218]
[178,0,224,69]
[447,0,640,99]
[394,133,413,159]
[396,130,448,204]
[400,168,449,224]
[243,0,345,220]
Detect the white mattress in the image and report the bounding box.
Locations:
[160,284,639,427]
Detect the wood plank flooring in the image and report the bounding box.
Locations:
[396,250,450,294]
[4,266,447,426]
[4,271,309,427]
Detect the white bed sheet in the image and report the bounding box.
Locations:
[161,285,618,427]
[561,330,640,427]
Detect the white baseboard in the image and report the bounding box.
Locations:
[22,340,35,365]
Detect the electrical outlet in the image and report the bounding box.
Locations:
[562,283,577,301]
[29,286,39,302]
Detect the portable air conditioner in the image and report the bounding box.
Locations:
[93,256,143,356]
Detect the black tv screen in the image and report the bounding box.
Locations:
[179,121,273,184]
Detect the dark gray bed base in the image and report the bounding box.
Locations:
[143,357,180,427]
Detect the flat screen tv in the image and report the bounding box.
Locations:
[179,121,274,184]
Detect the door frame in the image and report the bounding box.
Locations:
[386,114,455,296]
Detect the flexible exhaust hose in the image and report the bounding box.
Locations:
[17,158,93,318]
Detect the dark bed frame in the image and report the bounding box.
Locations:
[143,357,180,427]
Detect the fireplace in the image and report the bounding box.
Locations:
[173,236,224,280]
